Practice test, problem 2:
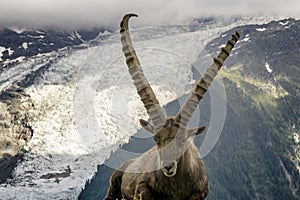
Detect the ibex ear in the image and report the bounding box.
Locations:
[140,119,155,133]
[188,126,206,137]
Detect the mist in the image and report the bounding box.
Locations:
[0,0,299,29]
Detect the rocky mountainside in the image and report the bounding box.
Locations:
[204,18,300,199]
[0,26,110,67]
[1,16,255,199]
[79,18,300,200]
[0,26,111,186]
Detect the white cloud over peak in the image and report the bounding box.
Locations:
[0,0,299,28]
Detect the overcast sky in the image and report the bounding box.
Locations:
[0,0,299,28]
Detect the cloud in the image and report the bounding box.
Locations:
[0,0,299,29]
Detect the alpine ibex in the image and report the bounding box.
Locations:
[105,14,241,200]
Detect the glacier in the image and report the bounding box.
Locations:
[0,16,283,199]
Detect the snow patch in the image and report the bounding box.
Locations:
[7,47,14,56]
[285,25,292,29]
[28,35,45,39]
[265,62,273,73]
[8,26,26,34]
[74,31,84,42]
[0,47,16,59]
[2,56,26,65]
[35,30,45,34]
[241,35,250,42]
[256,27,266,32]
[0,46,5,61]
[22,42,28,50]
[279,21,289,26]
[15,56,26,63]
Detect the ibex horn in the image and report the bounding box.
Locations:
[175,31,242,127]
[120,14,166,131]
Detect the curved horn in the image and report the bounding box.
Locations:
[120,14,166,130]
[175,31,242,127]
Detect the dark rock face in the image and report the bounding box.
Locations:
[0,85,34,183]
[0,153,24,184]
[0,27,108,65]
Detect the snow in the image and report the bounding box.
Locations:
[0,16,284,199]
[100,31,111,36]
[28,35,45,39]
[0,52,56,91]
[74,31,84,42]
[0,47,17,62]
[279,21,289,26]
[285,25,292,29]
[14,56,26,63]
[0,46,5,61]
[7,47,14,56]
[36,30,45,34]
[294,133,299,143]
[22,42,28,50]
[241,34,250,42]
[278,20,294,29]
[265,62,273,73]
[8,26,26,34]
[0,26,201,199]
[256,27,267,32]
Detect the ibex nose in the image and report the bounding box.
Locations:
[161,161,178,177]
[164,164,173,172]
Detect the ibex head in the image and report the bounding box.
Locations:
[120,14,241,177]
[140,117,205,177]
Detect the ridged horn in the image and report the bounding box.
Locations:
[120,14,166,130]
[175,31,242,127]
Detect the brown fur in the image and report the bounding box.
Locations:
[134,182,155,200]
[104,119,209,200]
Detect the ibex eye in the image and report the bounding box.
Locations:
[154,136,159,143]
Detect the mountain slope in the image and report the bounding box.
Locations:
[0,17,299,199]
[204,18,300,199]
[0,27,109,66]
[79,18,300,200]
[1,17,256,199]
